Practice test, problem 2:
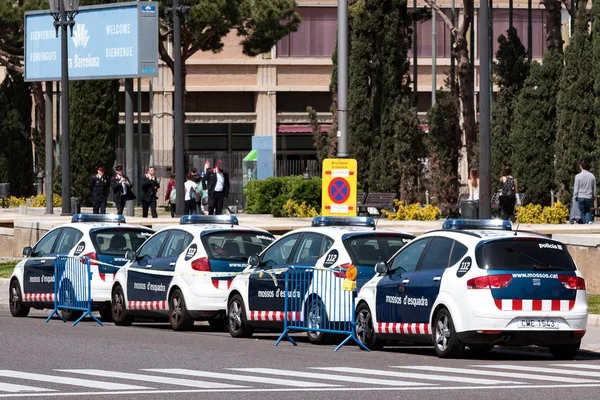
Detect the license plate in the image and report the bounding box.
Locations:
[518,318,559,329]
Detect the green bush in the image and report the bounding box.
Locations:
[244,176,322,217]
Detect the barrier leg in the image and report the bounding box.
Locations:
[72,310,103,327]
[334,330,370,352]
[275,329,297,347]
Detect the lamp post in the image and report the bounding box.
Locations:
[166,0,190,217]
[49,0,79,215]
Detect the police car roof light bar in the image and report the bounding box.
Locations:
[442,219,512,231]
[311,216,376,228]
[71,214,126,224]
[180,215,239,225]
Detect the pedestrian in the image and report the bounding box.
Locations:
[206,160,230,215]
[468,169,480,201]
[184,172,198,215]
[197,183,209,215]
[90,167,109,214]
[110,164,135,215]
[165,173,177,218]
[573,160,597,224]
[141,166,160,218]
[499,164,518,222]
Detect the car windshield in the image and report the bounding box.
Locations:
[90,228,154,256]
[343,234,414,266]
[202,231,275,261]
[476,238,576,271]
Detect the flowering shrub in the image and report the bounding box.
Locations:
[384,200,440,221]
[8,194,62,208]
[515,201,568,224]
[282,200,319,218]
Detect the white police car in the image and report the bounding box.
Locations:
[110,215,275,331]
[227,216,415,342]
[355,219,588,359]
[9,214,154,321]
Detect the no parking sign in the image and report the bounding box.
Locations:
[321,158,357,216]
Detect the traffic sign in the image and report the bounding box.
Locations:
[322,159,357,216]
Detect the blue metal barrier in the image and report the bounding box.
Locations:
[46,256,103,327]
[274,266,369,352]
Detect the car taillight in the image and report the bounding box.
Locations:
[191,257,211,272]
[82,252,98,264]
[558,275,585,290]
[334,263,353,278]
[467,274,512,289]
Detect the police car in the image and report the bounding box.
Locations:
[110,215,275,331]
[227,216,415,342]
[9,214,154,321]
[355,219,588,359]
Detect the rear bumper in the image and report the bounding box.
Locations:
[458,330,586,346]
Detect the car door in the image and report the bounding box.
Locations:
[375,238,429,329]
[247,233,301,319]
[23,228,64,300]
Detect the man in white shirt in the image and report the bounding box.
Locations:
[206,160,230,215]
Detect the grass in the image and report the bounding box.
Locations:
[0,261,17,279]
[589,294,600,315]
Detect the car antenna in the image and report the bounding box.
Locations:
[374,212,384,231]
[514,221,519,236]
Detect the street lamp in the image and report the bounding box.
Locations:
[49,0,80,215]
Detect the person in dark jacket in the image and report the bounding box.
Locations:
[205,160,230,215]
[110,164,135,215]
[141,166,160,218]
[90,167,109,214]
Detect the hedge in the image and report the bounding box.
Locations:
[244,176,321,217]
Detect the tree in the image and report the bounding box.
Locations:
[593,0,600,179]
[491,27,530,182]
[510,50,563,205]
[555,3,595,202]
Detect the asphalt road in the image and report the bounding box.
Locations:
[1,310,600,400]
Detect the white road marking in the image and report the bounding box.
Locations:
[0,371,151,391]
[57,369,246,389]
[0,382,53,393]
[552,363,600,370]
[393,366,600,384]
[311,366,522,385]
[229,368,430,386]
[474,364,600,378]
[144,368,339,388]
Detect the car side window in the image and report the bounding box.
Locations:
[137,231,170,260]
[293,233,324,265]
[32,229,63,257]
[449,241,468,267]
[162,230,193,258]
[54,228,84,254]
[321,236,334,255]
[390,238,429,273]
[259,233,300,269]
[419,237,454,271]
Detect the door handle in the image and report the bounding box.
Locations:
[169,262,176,267]
[401,279,410,284]
[40,260,46,264]
[433,276,441,282]
[145,265,152,269]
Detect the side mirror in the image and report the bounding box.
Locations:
[22,246,33,257]
[125,250,137,261]
[375,261,387,274]
[248,255,259,268]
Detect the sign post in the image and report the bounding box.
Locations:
[321,158,357,216]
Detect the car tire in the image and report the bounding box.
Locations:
[433,308,463,358]
[227,294,254,338]
[549,341,580,360]
[306,299,333,344]
[111,285,133,326]
[169,288,194,331]
[9,280,30,318]
[467,344,494,355]
[59,309,84,322]
[98,305,113,322]
[355,302,384,350]
[208,316,228,331]
[57,280,84,322]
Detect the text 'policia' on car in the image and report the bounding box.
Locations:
[356,219,587,359]
[10,214,154,322]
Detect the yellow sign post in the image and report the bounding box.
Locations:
[321,158,358,216]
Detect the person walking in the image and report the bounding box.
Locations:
[90,167,109,214]
[499,164,518,222]
[184,173,198,215]
[573,160,597,224]
[468,169,480,200]
[165,173,177,218]
[206,160,230,215]
[141,166,160,218]
[110,164,135,215]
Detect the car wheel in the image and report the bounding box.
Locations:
[433,308,463,358]
[58,280,84,322]
[9,280,30,318]
[169,289,194,331]
[468,344,494,355]
[306,300,333,344]
[208,316,227,331]
[98,305,113,322]
[59,309,84,322]
[355,302,384,350]
[549,341,580,360]
[228,294,253,338]
[111,285,133,326]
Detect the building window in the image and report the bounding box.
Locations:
[491,10,546,58]
[408,9,453,58]
[277,8,337,57]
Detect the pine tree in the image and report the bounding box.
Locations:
[592,0,600,179]
[491,27,529,182]
[510,50,563,205]
[555,4,595,202]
